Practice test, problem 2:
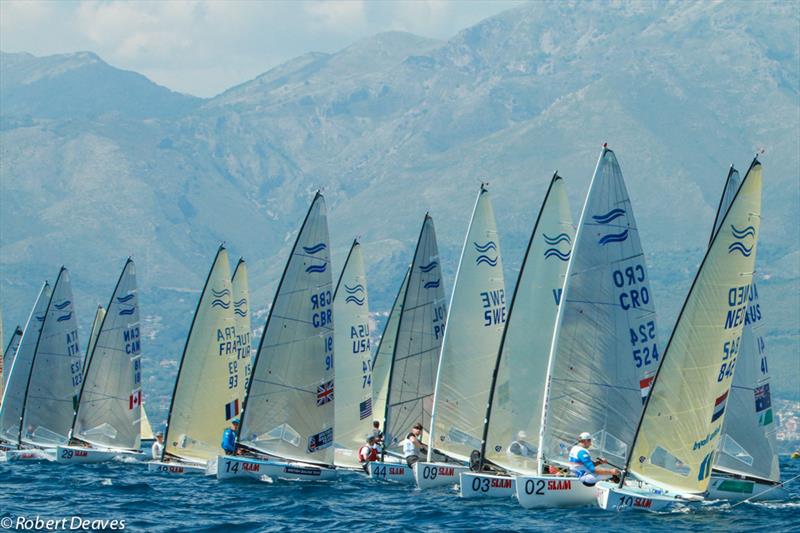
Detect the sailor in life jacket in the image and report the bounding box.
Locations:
[151,432,164,460]
[358,435,379,474]
[221,418,240,456]
[402,422,428,467]
[568,432,620,486]
[508,430,536,458]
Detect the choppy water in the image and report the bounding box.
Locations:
[1,454,798,532]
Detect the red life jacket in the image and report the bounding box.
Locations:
[358,445,377,462]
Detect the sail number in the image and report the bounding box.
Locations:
[628,320,659,368]
[311,290,332,328]
[433,305,446,339]
[717,336,740,382]
[67,329,82,386]
[324,334,333,371]
[480,289,506,327]
[613,264,650,310]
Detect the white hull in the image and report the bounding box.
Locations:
[414,462,469,489]
[146,460,207,475]
[707,473,788,502]
[216,455,338,482]
[459,472,516,499]
[55,445,142,464]
[514,475,595,508]
[595,481,694,512]
[367,461,415,483]
[4,448,55,462]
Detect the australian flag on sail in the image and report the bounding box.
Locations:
[754,384,771,412]
[317,380,334,406]
[359,398,372,420]
[711,391,729,423]
[225,399,240,421]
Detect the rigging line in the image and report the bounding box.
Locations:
[729,473,800,508]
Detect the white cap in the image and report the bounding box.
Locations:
[579,432,592,441]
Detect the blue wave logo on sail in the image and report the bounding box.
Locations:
[54,300,71,310]
[35,315,45,322]
[474,241,498,267]
[305,263,327,274]
[344,283,365,294]
[475,255,499,266]
[211,287,231,309]
[592,208,626,224]
[57,312,72,322]
[598,229,629,246]
[116,294,135,303]
[542,233,571,245]
[118,306,136,316]
[424,279,440,289]
[728,224,756,257]
[302,243,327,255]
[233,298,248,317]
[419,261,438,273]
[544,249,571,261]
[211,288,231,298]
[473,241,497,253]
[345,295,365,306]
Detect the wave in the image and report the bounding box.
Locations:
[54,300,71,310]
[728,242,753,257]
[592,208,626,224]
[598,229,629,245]
[423,279,440,289]
[305,264,327,274]
[302,243,327,254]
[544,249,571,261]
[118,308,136,316]
[211,299,231,309]
[35,315,45,322]
[475,255,498,267]
[57,312,72,322]
[234,309,248,317]
[730,225,756,239]
[211,288,231,298]
[345,295,365,306]
[233,298,247,307]
[419,261,438,273]
[473,241,497,253]
[344,283,365,294]
[116,294,135,303]
[542,233,571,245]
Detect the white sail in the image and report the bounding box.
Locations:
[163,246,238,463]
[0,283,50,444]
[541,148,659,469]
[711,168,779,483]
[333,240,373,467]
[22,268,82,447]
[626,159,763,494]
[231,258,253,402]
[3,326,23,391]
[382,215,447,452]
[482,174,574,474]
[371,266,410,431]
[72,259,142,451]
[239,192,335,465]
[429,185,506,463]
[141,404,155,440]
[82,306,106,375]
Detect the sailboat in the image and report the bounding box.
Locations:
[460,173,574,499]
[217,192,338,482]
[0,283,51,454]
[596,157,764,511]
[367,214,447,483]
[57,259,144,463]
[231,258,252,405]
[82,305,106,375]
[704,167,785,501]
[148,245,238,475]
[515,148,659,508]
[140,404,155,442]
[2,326,23,398]
[332,239,374,469]
[7,268,83,461]
[417,185,507,489]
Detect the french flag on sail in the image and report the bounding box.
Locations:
[711,391,729,423]
[129,390,142,410]
[639,376,654,404]
[225,399,240,421]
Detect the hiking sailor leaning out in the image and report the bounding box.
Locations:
[403,423,428,467]
[568,432,620,486]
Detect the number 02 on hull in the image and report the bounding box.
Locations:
[514,476,595,508]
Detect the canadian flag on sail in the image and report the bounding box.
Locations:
[129,390,142,410]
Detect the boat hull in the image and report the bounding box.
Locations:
[55,446,142,464]
[459,472,516,499]
[707,474,788,502]
[514,475,595,508]
[595,482,689,512]
[4,448,55,462]
[413,462,469,489]
[216,455,338,482]
[146,460,207,475]
[367,461,415,483]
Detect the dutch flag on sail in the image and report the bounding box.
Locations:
[129,390,142,410]
[711,391,729,423]
[225,399,240,421]
[639,376,654,404]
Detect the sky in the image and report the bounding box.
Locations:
[0,0,524,98]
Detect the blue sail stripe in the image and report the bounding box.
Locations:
[419,261,438,273]
[592,208,626,224]
[116,294,135,303]
[57,312,72,322]
[211,288,231,297]
[234,309,248,317]
[475,255,498,267]
[302,243,327,254]
[730,225,756,239]
[542,233,571,245]
[118,308,136,316]
[306,264,328,274]
[544,249,571,261]
[211,299,231,309]
[473,241,497,253]
[598,229,629,245]
[54,300,71,310]
[345,295,365,306]
[344,284,365,294]
[728,242,753,257]
[423,279,440,289]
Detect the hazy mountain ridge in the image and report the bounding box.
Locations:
[1,1,798,417]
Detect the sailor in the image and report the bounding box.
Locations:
[151,432,164,460]
[371,420,383,441]
[357,435,379,474]
[568,432,620,486]
[221,418,239,455]
[508,430,535,457]
[403,422,428,467]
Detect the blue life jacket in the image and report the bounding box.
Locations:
[221,428,237,453]
[568,445,595,477]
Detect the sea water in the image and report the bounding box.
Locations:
[1,455,797,532]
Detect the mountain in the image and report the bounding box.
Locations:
[1,2,798,423]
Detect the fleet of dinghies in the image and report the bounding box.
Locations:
[0,146,787,511]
